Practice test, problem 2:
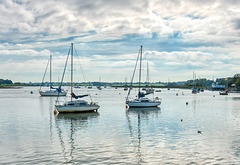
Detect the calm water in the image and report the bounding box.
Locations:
[1,86,240,164]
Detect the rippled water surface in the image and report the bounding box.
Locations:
[1,87,240,164]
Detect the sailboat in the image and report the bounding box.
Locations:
[192,71,197,94]
[126,46,161,108]
[145,62,154,94]
[55,43,100,113]
[39,55,67,96]
[97,76,102,90]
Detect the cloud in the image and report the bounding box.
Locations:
[0,0,239,82]
[0,49,50,57]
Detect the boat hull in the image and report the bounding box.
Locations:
[126,101,161,108]
[55,104,100,113]
[219,92,228,95]
[40,91,67,96]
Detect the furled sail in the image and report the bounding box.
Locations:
[71,93,89,99]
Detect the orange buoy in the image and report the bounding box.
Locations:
[126,105,128,109]
[54,110,58,115]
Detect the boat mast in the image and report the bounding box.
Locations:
[138,46,142,98]
[71,43,73,102]
[50,54,52,90]
[193,71,195,88]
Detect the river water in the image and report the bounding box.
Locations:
[1,86,240,164]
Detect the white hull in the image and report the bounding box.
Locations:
[126,98,161,108]
[126,101,160,107]
[55,100,100,113]
[40,90,67,96]
[56,105,99,112]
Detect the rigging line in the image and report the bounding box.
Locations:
[73,45,92,99]
[56,46,71,102]
[73,45,88,83]
[138,46,142,98]
[126,47,141,100]
[40,57,50,91]
[142,47,149,83]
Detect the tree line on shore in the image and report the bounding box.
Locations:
[0,79,13,85]
[1,74,240,89]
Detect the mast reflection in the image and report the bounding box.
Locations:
[55,112,99,164]
[126,107,161,164]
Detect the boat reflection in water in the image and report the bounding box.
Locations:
[55,112,99,164]
[56,112,100,120]
[126,107,161,164]
[127,107,161,114]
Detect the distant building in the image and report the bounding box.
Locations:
[211,83,225,91]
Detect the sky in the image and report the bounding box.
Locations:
[0,0,240,83]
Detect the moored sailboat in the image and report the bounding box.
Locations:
[39,55,67,96]
[145,62,154,94]
[55,43,100,113]
[126,46,161,108]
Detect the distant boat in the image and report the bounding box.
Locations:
[145,62,155,94]
[74,86,81,88]
[126,46,161,108]
[97,76,102,90]
[219,89,228,95]
[192,71,197,94]
[146,87,154,94]
[55,43,100,113]
[192,88,197,94]
[39,55,67,96]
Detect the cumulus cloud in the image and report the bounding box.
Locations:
[0,0,239,82]
[0,49,50,56]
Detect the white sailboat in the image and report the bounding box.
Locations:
[126,46,161,108]
[145,62,154,94]
[192,71,197,94]
[39,55,67,96]
[55,43,100,113]
[97,76,102,90]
